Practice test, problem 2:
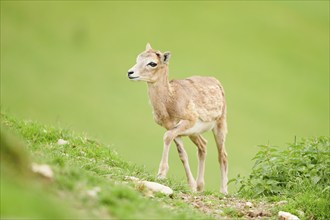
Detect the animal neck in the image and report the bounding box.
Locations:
[147,67,172,117]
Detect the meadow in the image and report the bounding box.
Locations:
[1,1,329,191]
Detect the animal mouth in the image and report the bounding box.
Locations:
[128,76,139,80]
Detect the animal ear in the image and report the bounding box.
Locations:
[163,51,171,64]
[146,43,152,50]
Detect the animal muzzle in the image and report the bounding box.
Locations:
[127,71,139,80]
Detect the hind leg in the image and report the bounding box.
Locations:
[189,135,207,192]
[212,117,228,194]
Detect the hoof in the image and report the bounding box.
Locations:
[197,181,204,192]
[220,188,228,195]
[189,181,197,192]
[156,174,166,180]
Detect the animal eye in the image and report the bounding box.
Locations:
[147,62,157,67]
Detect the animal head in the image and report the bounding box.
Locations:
[127,43,171,83]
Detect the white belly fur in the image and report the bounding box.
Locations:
[181,120,215,136]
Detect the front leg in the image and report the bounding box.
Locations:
[157,119,196,179]
[157,142,170,179]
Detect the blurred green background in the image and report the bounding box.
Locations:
[1,1,329,191]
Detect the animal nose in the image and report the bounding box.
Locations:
[128,71,134,76]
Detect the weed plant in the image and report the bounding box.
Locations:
[232,137,330,219]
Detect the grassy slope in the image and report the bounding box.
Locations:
[2,113,290,219]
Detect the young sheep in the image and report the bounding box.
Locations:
[127,43,228,194]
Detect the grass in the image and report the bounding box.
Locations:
[1,1,329,192]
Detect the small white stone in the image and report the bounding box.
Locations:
[125,176,140,181]
[278,211,300,220]
[31,163,53,179]
[141,181,173,195]
[215,209,224,215]
[57,139,68,145]
[277,200,288,205]
[86,187,101,198]
[245,201,253,208]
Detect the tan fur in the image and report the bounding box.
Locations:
[128,43,228,194]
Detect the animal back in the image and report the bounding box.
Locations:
[172,76,225,122]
